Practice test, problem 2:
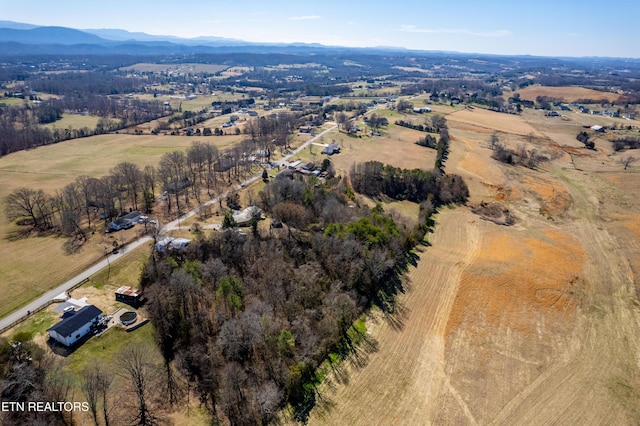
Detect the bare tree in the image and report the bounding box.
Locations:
[81,366,102,426]
[158,150,187,214]
[527,132,535,144]
[97,365,115,426]
[335,112,347,130]
[620,155,637,170]
[489,132,500,150]
[117,343,160,426]
[112,162,143,212]
[5,187,49,230]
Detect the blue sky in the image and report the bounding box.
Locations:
[2,0,639,57]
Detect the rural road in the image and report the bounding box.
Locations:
[0,123,337,332]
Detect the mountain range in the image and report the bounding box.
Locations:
[0,20,408,56]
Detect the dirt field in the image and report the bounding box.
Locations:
[309,103,640,425]
[515,85,623,103]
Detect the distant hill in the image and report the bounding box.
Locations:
[84,28,248,46]
[0,26,108,45]
[0,20,39,30]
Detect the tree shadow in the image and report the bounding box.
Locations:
[293,327,380,423]
[5,227,33,242]
[62,238,85,255]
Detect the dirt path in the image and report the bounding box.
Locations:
[309,208,480,425]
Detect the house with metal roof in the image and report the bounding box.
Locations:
[47,305,103,347]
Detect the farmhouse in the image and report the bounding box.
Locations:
[413,107,432,113]
[115,286,143,307]
[590,125,605,132]
[47,305,103,347]
[109,211,141,231]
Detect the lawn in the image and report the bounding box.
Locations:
[42,113,101,131]
[64,324,158,375]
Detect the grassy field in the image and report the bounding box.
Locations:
[42,114,101,131]
[0,97,24,105]
[0,132,243,318]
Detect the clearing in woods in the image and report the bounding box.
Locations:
[309,107,640,425]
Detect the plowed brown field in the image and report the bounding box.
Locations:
[309,104,640,425]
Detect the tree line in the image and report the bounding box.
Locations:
[0,96,170,156]
[3,132,288,243]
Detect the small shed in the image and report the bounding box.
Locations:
[115,286,143,307]
[47,305,103,347]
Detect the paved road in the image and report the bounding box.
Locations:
[0,123,337,332]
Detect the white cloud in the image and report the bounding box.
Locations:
[400,25,510,37]
[289,15,321,21]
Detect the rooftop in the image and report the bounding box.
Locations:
[115,286,142,297]
[47,305,102,338]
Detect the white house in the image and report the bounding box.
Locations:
[156,236,174,252]
[233,206,263,226]
[171,238,191,251]
[109,211,141,231]
[47,305,103,347]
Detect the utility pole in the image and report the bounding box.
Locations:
[104,247,111,280]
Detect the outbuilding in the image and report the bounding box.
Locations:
[115,286,143,307]
[47,305,103,347]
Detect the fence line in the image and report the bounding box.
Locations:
[0,277,90,335]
